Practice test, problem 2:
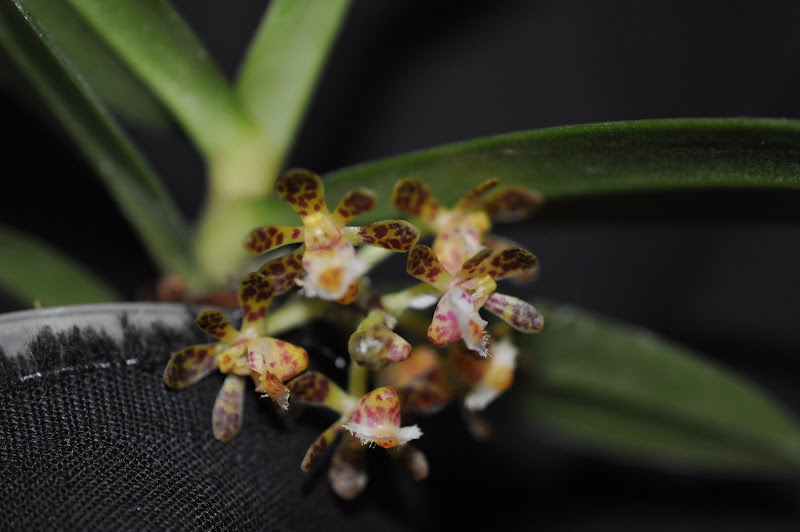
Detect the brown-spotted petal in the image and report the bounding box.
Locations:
[331,187,376,226]
[248,337,309,382]
[454,178,499,212]
[343,386,422,449]
[275,168,328,218]
[243,224,304,255]
[482,247,538,281]
[484,293,544,332]
[238,272,275,330]
[391,178,440,222]
[480,186,542,222]
[258,246,305,295]
[301,419,345,472]
[163,343,219,388]
[399,374,453,415]
[457,249,492,279]
[343,220,420,252]
[406,245,453,291]
[212,374,246,442]
[287,371,354,414]
[483,235,538,284]
[194,310,239,343]
[329,435,368,500]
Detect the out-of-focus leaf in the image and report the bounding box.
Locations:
[514,303,800,474]
[260,118,800,224]
[0,225,118,307]
[236,0,351,168]
[0,1,193,278]
[20,0,172,128]
[66,0,259,161]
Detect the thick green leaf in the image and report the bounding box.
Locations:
[0,1,193,278]
[0,225,118,307]
[19,0,172,128]
[514,304,800,474]
[261,118,800,224]
[66,0,262,164]
[236,0,351,168]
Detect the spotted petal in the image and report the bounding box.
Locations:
[481,247,538,281]
[392,178,440,223]
[454,178,499,211]
[301,419,345,472]
[258,246,305,295]
[343,386,422,449]
[243,225,304,255]
[406,245,453,291]
[329,435,368,500]
[427,288,489,356]
[287,371,354,414]
[343,220,420,252]
[332,188,376,226]
[163,343,219,388]
[484,293,544,332]
[194,310,239,343]
[480,186,542,222]
[212,374,246,442]
[457,249,492,279]
[238,272,275,331]
[248,337,309,408]
[276,168,327,218]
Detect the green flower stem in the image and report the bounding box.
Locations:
[381,282,441,318]
[264,297,330,337]
[348,359,368,398]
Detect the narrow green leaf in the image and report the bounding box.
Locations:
[0,1,193,278]
[514,304,800,474]
[66,0,267,165]
[251,118,800,224]
[236,0,351,168]
[19,0,172,128]
[0,225,118,307]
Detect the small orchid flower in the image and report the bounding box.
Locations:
[376,345,454,415]
[163,272,309,442]
[287,371,423,499]
[449,336,519,411]
[393,177,541,275]
[244,169,420,303]
[406,244,543,356]
[348,309,411,370]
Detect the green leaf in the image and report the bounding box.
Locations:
[66,0,275,191]
[236,0,351,169]
[19,0,172,128]
[514,303,800,474]
[0,225,119,307]
[0,1,193,278]
[255,118,800,224]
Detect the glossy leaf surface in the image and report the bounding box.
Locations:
[257,118,800,225]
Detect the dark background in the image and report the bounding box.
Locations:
[3,0,800,529]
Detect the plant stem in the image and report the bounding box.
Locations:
[381,283,441,318]
[348,359,368,398]
[264,297,330,337]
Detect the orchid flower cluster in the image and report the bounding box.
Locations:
[164,169,544,499]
